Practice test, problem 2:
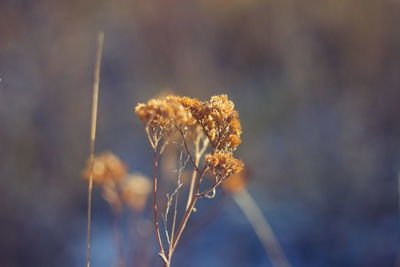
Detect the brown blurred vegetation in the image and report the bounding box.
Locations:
[0,0,399,266]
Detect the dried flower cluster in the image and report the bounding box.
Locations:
[122,173,152,211]
[135,96,196,130]
[184,95,242,152]
[82,152,127,184]
[134,94,244,267]
[135,94,244,178]
[205,151,244,180]
[82,152,152,213]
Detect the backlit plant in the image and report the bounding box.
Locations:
[135,94,244,267]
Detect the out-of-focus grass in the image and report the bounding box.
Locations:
[0,0,399,266]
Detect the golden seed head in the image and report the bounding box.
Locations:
[205,151,244,180]
[134,93,245,182]
[82,152,127,185]
[187,94,242,152]
[121,173,152,212]
[134,95,196,129]
[134,94,242,152]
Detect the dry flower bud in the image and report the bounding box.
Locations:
[134,96,196,130]
[205,151,244,180]
[82,152,127,185]
[121,173,152,212]
[186,94,242,152]
[134,94,242,153]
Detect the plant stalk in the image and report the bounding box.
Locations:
[233,189,291,267]
[86,31,104,267]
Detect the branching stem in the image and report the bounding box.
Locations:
[170,166,208,253]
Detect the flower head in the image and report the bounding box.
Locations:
[134,93,244,182]
[121,173,152,212]
[186,94,242,152]
[82,152,127,184]
[134,96,196,130]
[205,151,244,180]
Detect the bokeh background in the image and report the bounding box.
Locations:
[1,0,399,266]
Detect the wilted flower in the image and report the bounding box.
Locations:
[121,173,152,212]
[205,151,244,180]
[134,93,245,264]
[134,94,244,183]
[82,152,127,184]
[181,94,242,152]
[135,97,196,130]
[135,94,242,151]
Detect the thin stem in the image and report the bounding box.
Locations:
[152,151,166,260]
[196,176,226,198]
[168,187,179,257]
[233,189,291,267]
[180,193,227,245]
[145,126,156,149]
[86,31,104,267]
[168,148,182,256]
[112,210,125,267]
[170,166,208,253]
[397,171,400,266]
[185,135,209,208]
[86,157,94,267]
[171,194,198,253]
[186,134,201,210]
[177,128,200,174]
[199,137,209,157]
[167,146,187,265]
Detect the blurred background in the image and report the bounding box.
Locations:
[1,0,399,266]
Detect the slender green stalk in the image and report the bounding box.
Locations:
[233,189,291,267]
[86,31,104,267]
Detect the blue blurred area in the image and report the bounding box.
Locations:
[0,0,399,266]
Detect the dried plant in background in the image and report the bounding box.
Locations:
[83,152,126,267]
[135,94,244,267]
[222,170,291,267]
[82,152,152,267]
[83,152,127,212]
[83,33,153,267]
[82,89,289,267]
[85,31,104,267]
[122,173,152,212]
